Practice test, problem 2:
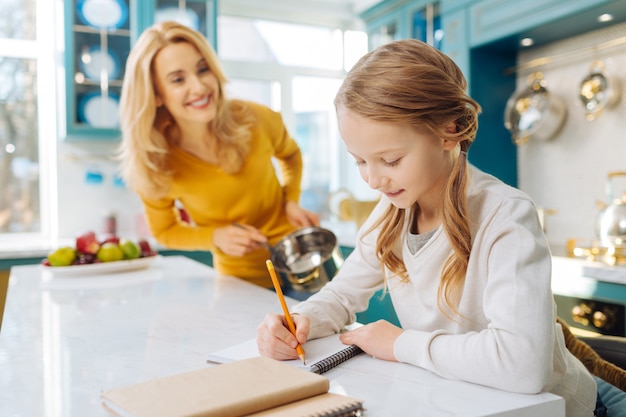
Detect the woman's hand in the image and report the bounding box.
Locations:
[257,313,310,360]
[285,201,320,228]
[339,320,403,362]
[212,223,267,256]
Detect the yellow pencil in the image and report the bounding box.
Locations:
[265,259,306,365]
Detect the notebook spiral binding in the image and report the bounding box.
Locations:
[309,345,364,374]
[309,401,364,417]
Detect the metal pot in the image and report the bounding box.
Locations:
[270,227,344,293]
[579,60,621,121]
[504,72,567,146]
[596,171,626,250]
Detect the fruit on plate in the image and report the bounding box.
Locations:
[96,242,125,262]
[47,246,77,266]
[119,239,141,260]
[138,239,157,257]
[76,231,101,255]
[42,233,158,267]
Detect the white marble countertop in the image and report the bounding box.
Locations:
[0,220,356,261]
[0,256,564,417]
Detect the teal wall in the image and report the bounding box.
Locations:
[469,45,518,187]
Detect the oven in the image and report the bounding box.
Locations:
[552,257,626,337]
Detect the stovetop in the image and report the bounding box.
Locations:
[553,256,626,286]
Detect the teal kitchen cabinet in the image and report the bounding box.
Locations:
[63,0,216,141]
[135,0,217,49]
[158,249,213,267]
[64,0,133,140]
[439,4,470,77]
[360,0,443,50]
[467,0,618,48]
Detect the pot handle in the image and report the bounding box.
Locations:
[513,134,530,146]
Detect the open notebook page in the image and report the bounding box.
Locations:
[207,333,361,373]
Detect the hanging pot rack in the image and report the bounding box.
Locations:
[504,35,626,75]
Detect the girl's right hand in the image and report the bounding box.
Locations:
[256,312,310,360]
[212,223,268,256]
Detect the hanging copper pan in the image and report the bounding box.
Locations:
[504,72,567,146]
[579,60,621,121]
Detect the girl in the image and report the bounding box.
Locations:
[118,21,318,288]
[257,39,599,416]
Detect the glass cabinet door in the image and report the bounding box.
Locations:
[410,2,443,50]
[367,10,404,50]
[64,0,132,139]
[150,0,216,47]
[363,1,443,52]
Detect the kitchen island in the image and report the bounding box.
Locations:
[0,255,564,416]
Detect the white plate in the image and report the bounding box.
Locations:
[79,92,119,128]
[77,0,128,29]
[154,6,200,30]
[41,255,161,277]
[80,46,120,81]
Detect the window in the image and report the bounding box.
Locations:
[0,0,56,244]
[218,16,372,220]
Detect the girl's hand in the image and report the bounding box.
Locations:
[339,320,403,362]
[285,201,320,228]
[257,313,310,360]
[212,223,267,256]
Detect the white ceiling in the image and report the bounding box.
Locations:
[218,0,381,29]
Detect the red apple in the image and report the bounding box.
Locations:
[101,235,120,245]
[76,231,101,255]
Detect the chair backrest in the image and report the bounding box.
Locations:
[558,317,626,392]
[0,270,9,332]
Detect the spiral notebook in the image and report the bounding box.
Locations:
[206,333,364,374]
[101,356,364,417]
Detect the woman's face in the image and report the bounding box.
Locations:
[152,41,219,128]
[337,107,456,211]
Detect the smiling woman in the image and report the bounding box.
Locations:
[117,21,320,288]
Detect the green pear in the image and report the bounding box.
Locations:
[96,242,125,262]
[119,239,141,260]
[48,246,77,266]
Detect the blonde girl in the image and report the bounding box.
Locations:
[257,39,598,416]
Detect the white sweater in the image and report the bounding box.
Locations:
[293,166,596,417]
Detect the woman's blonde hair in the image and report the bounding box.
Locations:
[118,21,254,198]
[335,39,481,319]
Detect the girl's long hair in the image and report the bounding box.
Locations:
[118,21,254,198]
[335,39,481,319]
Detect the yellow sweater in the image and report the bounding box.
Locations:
[141,102,301,287]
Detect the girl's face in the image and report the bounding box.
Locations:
[153,42,219,128]
[337,108,456,210]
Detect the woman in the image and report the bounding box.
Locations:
[118,21,318,288]
[256,39,600,416]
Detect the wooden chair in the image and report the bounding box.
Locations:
[558,317,626,392]
[0,270,10,332]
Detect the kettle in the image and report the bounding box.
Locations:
[328,188,379,228]
[596,171,626,248]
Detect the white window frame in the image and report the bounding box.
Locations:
[0,0,58,249]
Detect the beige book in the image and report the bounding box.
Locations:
[101,356,363,417]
